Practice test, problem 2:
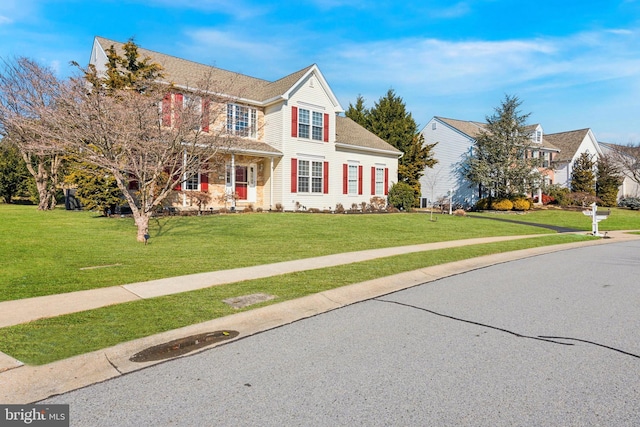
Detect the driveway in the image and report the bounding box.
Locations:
[44,240,640,426]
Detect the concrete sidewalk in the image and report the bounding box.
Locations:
[1,230,639,404]
[0,234,552,328]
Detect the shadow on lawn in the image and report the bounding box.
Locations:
[466,214,583,233]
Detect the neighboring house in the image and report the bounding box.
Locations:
[419,116,559,207]
[90,37,401,212]
[599,142,640,199]
[544,128,602,189]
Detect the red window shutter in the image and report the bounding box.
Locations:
[358,165,363,195]
[128,173,138,190]
[174,93,183,126]
[291,158,298,193]
[323,113,329,142]
[343,164,348,194]
[384,168,389,195]
[291,106,298,138]
[371,167,376,195]
[200,172,208,192]
[202,98,210,132]
[323,161,329,194]
[162,93,171,126]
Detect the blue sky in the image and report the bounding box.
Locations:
[1,0,639,143]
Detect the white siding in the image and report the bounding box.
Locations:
[420,117,477,207]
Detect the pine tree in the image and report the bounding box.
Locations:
[571,152,596,195]
[462,95,541,201]
[596,155,622,207]
[346,89,437,206]
[345,95,369,128]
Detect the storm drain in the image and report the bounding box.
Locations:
[129,330,239,362]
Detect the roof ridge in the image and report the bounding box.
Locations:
[94,36,271,84]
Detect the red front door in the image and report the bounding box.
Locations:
[235,166,248,200]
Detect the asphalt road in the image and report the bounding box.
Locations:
[45,240,640,426]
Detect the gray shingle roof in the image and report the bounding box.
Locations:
[94,37,395,156]
[436,116,560,151]
[436,117,486,139]
[544,129,591,163]
[335,116,402,155]
[94,37,313,104]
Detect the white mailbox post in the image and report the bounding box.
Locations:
[582,202,610,237]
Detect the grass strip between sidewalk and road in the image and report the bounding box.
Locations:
[0,233,596,365]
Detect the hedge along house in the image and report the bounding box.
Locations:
[90,37,401,212]
[420,116,559,207]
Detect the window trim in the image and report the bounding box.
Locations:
[227,103,257,138]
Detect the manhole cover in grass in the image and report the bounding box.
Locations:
[130,330,239,362]
[223,293,276,309]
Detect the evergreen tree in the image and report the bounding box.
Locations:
[346,89,437,206]
[64,162,123,215]
[596,155,622,207]
[0,139,29,203]
[462,95,542,201]
[571,152,596,195]
[345,95,369,128]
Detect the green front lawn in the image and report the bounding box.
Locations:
[0,204,555,301]
[0,233,595,365]
[472,207,640,231]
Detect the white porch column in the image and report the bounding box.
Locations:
[231,153,236,210]
[182,150,187,207]
[270,157,274,211]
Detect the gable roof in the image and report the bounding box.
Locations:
[335,116,403,157]
[544,129,594,163]
[92,37,338,108]
[435,116,559,151]
[436,116,486,139]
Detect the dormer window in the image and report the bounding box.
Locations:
[536,130,542,143]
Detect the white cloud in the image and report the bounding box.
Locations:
[324,28,640,98]
[0,15,12,24]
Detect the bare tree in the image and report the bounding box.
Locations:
[2,42,253,242]
[51,70,247,241]
[0,58,66,210]
[607,143,640,189]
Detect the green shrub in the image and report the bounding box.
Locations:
[492,199,514,211]
[619,197,640,210]
[387,182,415,211]
[475,198,490,210]
[545,184,571,206]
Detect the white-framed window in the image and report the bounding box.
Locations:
[348,164,359,194]
[227,104,257,138]
[312,111,323,141]
[298,108,310,139]
[375,167,385,195]
[432,122,437,130]
[536,130,542,143]
[297,160,324,193]
[184,173,199,190]
[298,108,324,141]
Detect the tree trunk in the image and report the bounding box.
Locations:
[133,210,151,243]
